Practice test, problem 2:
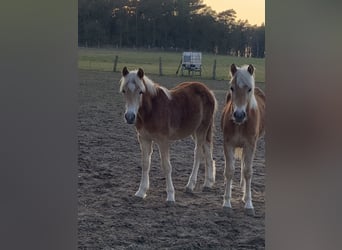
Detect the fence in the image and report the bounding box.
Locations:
[79,55,222,80]
[78,48,265,82]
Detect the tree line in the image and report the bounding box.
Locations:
[78,0,265,58]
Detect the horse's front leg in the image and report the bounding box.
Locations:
[223,144,235,213]
[157,142,175,203]
[241,144,256,216]
[135,136,153,199]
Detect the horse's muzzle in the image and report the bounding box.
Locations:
[233,110,246,124]
[125,112,136,124]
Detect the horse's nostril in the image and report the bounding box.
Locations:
[125,113,135,124]
[233,111,246,120]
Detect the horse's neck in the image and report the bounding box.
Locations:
[139,92,152,115]
[139,86,161,116]
[136,86,166,130]
[141,85,171,115]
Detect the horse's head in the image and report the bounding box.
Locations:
[229,64,257,125]
[119,67,146,124]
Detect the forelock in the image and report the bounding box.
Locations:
[234,66,255,88]
[119,70,146,92]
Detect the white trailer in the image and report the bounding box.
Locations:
[180,52,202,76]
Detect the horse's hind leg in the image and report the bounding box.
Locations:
[185,135,203,193]
[203,115,216,191]
[157,142,175,203]
[241,145,256,216]
[135,137,153,199]
[202,141,215,190]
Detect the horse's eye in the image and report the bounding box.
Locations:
[248,88,252,92]
[139,91,143,95]
[230,86,234,92]
[122,89,126,94]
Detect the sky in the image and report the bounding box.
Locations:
[202,0,265,26]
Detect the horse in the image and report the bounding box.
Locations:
[119,67,217,204]
[221,64,265,215]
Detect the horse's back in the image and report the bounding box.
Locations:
[172,82,214,98]
[168,82,216,138]
[139,82,216,140]
[171,82,216,113]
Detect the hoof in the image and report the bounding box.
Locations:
[202,186,212,192]
[223,206,233,215]
[134,191,147,199]
[184,187,194,194]
[166,200,176,207]
[245,208,255,217]
[132,195,145,202]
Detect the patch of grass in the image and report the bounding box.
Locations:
[78,48,265,83]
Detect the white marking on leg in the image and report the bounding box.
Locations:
[186,142,203,191]
[240,155,246,202]
[242,146,255,210]
[223,146,235,208]
[135,138,152,198]
[158,143,175,202]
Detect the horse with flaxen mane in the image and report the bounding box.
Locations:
[221,64,265,215]
[119,67,217,204]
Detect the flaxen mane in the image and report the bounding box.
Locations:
[120,70,171,100]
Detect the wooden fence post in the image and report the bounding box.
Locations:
[113,55,118,72]
[212,59,217,80]
[159,57,163,76]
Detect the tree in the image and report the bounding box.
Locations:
[78,0,265,57]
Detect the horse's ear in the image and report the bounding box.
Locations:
[247,64,254,75]
[137,68,144,79]
[122,67,129,76]
[230,64,237,76]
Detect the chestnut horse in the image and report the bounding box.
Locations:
[119,67,216,204]
[221,64,265,215]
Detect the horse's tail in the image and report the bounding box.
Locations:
[205,90,217,144]
[204,90,217,185]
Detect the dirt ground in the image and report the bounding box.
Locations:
[78,70,265,249]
